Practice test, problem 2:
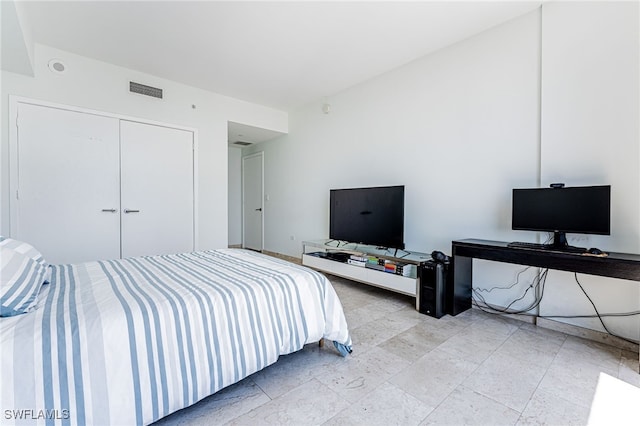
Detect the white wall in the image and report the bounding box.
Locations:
[248,4,639,341]
[1,44,288,250]
[248,9,540,255]
[228,146,243,246]
[0,1,34,76]
[537,1,639,338]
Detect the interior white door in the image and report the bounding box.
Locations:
[120,121,194,258]
[15,103,121,264]
[242,152,263,251]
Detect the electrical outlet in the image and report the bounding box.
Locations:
[290,235,296,241]
[569,235,589,243]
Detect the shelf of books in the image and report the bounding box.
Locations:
[301,240,428,300]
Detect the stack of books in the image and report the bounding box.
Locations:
[347,254,416,277]
[347,255,368,267]
[390,262,416,277]
[365,256,385,271]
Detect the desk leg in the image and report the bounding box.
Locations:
[451,255,472,316]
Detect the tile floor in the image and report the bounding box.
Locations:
[155,275,640,426]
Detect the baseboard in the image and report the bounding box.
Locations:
[536,317,639,353]
[473,304,638,352]
[471,305,536,324]
[262,250,301,265]
[233,247,301,265]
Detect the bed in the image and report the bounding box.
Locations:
[0,240,352,425]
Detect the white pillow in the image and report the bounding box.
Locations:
[0,236,48,265]
[0,248,48,317]
[0,236,51,283]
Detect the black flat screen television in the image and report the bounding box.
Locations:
[511,185,611,250]
[330,185,405,250]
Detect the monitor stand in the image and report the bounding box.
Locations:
[547,231,586,253]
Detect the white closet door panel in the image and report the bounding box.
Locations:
[120,121,194,258]
[16,103,121,264]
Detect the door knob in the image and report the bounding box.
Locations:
[255,208,262,212]
[124,209,140,213]
[101,209,117,213]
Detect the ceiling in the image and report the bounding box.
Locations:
[228,121,285,146]
[10,1,542,144]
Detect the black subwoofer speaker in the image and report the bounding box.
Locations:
[418,260,448,319]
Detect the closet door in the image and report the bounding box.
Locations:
[15,103,121,264]
[120,121,194,258]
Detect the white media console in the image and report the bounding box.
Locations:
[301,239,431,303]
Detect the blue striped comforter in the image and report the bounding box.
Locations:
[0,249,351,425]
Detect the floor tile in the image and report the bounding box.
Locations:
[535,361,605,409]
[350,312,421,347]
[154,379,270,426]
[389,348,480,408]
[439,307,493,326]
[413,315,467,340]
[324,381,434,426]
[463,351,547,412]
[618,350,640,387]
[378,324,449,362]
[345,299,405,329]
[517,388,590,426]
[250,343,343,399]
[556,335,622,372]
[228,378,349,425]
[436,331,505,365]
[467,315,522,337]
[422,385,520,426]
[493,327,565,368]
[315,345,411,403]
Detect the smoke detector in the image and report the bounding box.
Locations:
[48,59,66,74]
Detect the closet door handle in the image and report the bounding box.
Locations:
[124,209,140,213]
[102,208,117,213]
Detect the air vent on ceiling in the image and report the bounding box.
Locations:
[129,81,163,99]
[233,141,253,146]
